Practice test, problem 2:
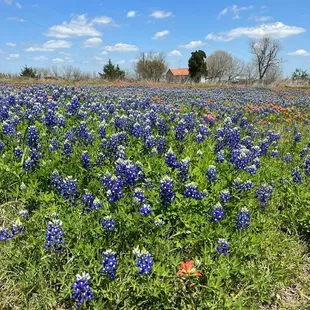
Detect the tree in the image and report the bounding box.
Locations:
[292,68,309,80]
[227,57,245,81]
[250,36,282,81]
[20,65,37,78]
[134,52,167,81]
[188,50,207,82]
[244,62,258,84]
[99,59,125,80]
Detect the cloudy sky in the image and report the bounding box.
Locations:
[0,0,309,76]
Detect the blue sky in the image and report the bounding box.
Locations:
[0,0,310,76]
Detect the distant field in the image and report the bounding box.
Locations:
[1,84,310,309]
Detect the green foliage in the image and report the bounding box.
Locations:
[188,50,207,82]
[98,59,125,81]
[19,65,38,78]
[292,68,309,80]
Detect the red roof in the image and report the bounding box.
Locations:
[169,68,189,76]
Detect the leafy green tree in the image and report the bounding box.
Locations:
[98,59,125,80]
[20,65,37,78]
[292,68,309,80]
[188,50,207,82]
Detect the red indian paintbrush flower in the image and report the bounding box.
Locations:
[177,260,202,280]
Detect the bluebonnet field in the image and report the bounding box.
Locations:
[1,84,310,309]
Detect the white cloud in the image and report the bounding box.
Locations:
[251,15,274,22]
[6,53,20,60]
[25,40,72,52]
[8,17,25,22]
[288,49,310,56]
[4,0,13,4]
[52,58,65,63]
[16,2,21,8]
[30,56,48,61]
[99,50,108,55]
[83,37,103,48]
[168,49,182,56]
[127,11,136,18]
[179,40,206,49]
[59,51,70,56]
[0,49,7,55]
[218,5,254,20]
[46,14,102,38]
[94,56,105,63]
[6,42,16,47]
[152,30,169,40]
[91,16,113,25]
[103,43,138,52]
[117,60,126,64]
[206,22,306,41]
[150,10,172,19]
[129,58,138,63]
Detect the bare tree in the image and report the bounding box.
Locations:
[244,62,258,84]
[72,67,82,80]
[61,65,75,80]
[134,52,167,82]
[264,64,283,84]
[227,57,245,81]
[206,50,234,82]
[250,36,282,81]
[50,65,60,79]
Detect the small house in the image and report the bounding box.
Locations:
[166,68,189,83]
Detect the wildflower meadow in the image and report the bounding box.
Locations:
[1,84,310,309]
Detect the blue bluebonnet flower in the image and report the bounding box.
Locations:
[156,137,166,154]
[132,122,143,137]
[133,247,154,276]
[255,184,273,208]
[100,250,118,279]
[271,149,280,158]
[51,170,63,194]
[210,203,225,222]
[244,180,254,190]
[300,147,308,159]
[303,156,310,176]
[295,133,302,142]
[195,133,205,143]
[61,176,78,202]
[62,140,73,157]
[72,272,94,307]
[19,209,29,218]
[292,168,302,184]
[174,120,187,141]
[219,190,231,205]
[115,159,141,187]
[98,121,106,139]
[0,141,4,152]
[183,183,205,200]
[132,188,146,204]
[216,150,225,163]
[2,121,15,136]
[230,146,251,170]
[236,208,251,230]
[106,175,124,202]
[49,139,58,152]
[116,145,126,160]
[206,165,217,183]
[165,148,179,169]
[81,193,95,210]
[101,216,116,231]
[246,164,257,174]
[14,147,23,159]
[177,158,190,182]
[283,153,292,162]
[157,118,168,136]
[0,227,11,241]
[81,151,91,169]
[96,152,106,166]
[26,125,39,148]
[216,238,229,255]
[139,204,152,216]
[45,218,65,251]
[160,176,174,206]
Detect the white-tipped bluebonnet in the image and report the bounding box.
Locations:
[51,170,63,194]
[236,208,251,230]
[230,146,251,170]
[45,219,65,251]
[255,184,273,209]
[96,152,106,166]
[81,151,91,169]
[303,156,310,176]
[165,148,179,169]
[210,203,225,222]
[283,153,292,162]
[139,204,152,217]
[26,125,39,148]
[183,183,205,200]
[160,176,174,206]
[72,272,94,307]
[14,147,23,160]
[216,150,225,163]
[49,139,58,152]
[206,165,217,183]
[295,133,302,142]
[100,250,118,279]
[216,238,229,255]
[219,190,231,205]
[132,188,146,205]
[177,158,190,182]
[153,218,165,226]
[292,168,302,184]
[246,164,257,174]
[61,176,78,202]
[62,140,73,157]
[300,147,308,159]
[133,247,154,276]
[101,216,116,231]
